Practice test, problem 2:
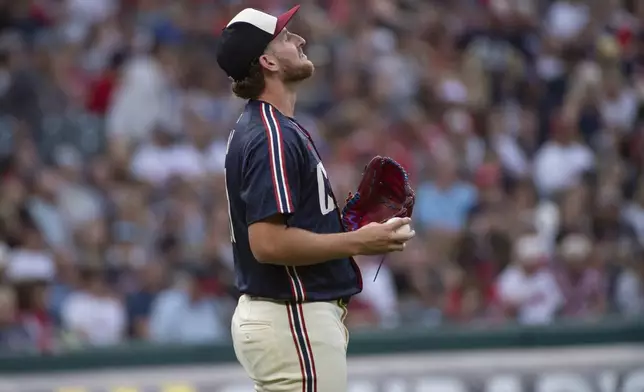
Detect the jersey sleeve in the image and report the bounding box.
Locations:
[241,112,305,225]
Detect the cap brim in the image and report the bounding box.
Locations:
[274,5,300,37]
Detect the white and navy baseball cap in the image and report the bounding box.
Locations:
[216,5,301,82]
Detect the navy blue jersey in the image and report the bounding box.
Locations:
[224,100,363,302]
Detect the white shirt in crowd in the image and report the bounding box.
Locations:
[6,249,56,282]
[615,270,644,317]
[107,56,180,142]
[497,235,563,326]
[497,265,563,325]
[546,1,590,41]
[600,88,639,133]
[61,292,126,346]
[66,0,116,26]
[492,132,530,179]
[130,141,225,186]
[533,141,594,196]
[622,202,644,247]
[64,0,116,42]
[354,257,400,328]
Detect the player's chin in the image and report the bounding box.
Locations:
[297,60,315,79]
[303,60,315,76]
[283,61,315,82]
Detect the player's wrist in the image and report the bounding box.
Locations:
[339,231,365,256]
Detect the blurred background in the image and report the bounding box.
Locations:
[0,0,644,381]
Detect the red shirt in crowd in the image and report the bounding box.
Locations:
[19,309,54,353]
[444,261,502,323]
[86,71,117,115]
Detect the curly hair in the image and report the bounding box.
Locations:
[232,60,265,100]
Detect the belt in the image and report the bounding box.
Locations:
[248,295,351,306]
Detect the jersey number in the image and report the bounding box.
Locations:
[316,162,335,216]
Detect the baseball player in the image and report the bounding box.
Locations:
[216,5,415,392]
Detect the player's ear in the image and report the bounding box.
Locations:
[259,54,279,72]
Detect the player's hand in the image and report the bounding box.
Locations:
[353,217,415,255]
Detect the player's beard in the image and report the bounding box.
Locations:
[280,57,314,83]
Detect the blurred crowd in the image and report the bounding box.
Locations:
[1,0,644,354]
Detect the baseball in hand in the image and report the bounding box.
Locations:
[386,217,413,236]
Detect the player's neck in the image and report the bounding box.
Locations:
[258,82,297,117]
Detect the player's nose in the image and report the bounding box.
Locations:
[293,33,306,47]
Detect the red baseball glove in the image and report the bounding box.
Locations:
[341,156,415,231]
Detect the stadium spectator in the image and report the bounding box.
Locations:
[615,252,644,317]
[5,224,55,284]
[532,112,595,197]
[351,255,401,329]
[126,262,166,339]
[148,267,229,344]
[14,278,55,352]
[416,156,478,234]
[497,235,563,325]
[106,39,180,145]
[622,180,644,247]
[444,235,501,324]
[554,233,607,319]
[60,266,126,346]
[0,285,33,353]
[86,52,126,115]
